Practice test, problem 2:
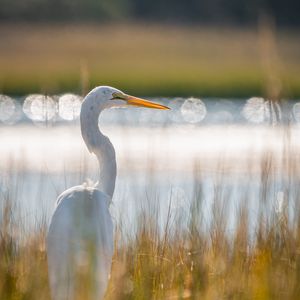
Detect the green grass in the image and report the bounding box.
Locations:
[0,24,300,97]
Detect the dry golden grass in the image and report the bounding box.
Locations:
[1,148,300,299]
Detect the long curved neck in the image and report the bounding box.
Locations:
[80,97,116,199]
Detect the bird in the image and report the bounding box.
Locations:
[46,86,169,300]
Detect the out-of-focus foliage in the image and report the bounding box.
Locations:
[0,0,299,27]
[0,25,300,97]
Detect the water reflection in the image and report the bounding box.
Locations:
[168,186,189,217]
[0,94,298,126]
[0,96,300,236]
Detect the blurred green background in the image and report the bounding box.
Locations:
[0,0,299,97]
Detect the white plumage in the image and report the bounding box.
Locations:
[47,86,169,300]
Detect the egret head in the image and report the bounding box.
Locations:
[86,86,169,111]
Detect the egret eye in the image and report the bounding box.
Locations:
[111,92,126,100]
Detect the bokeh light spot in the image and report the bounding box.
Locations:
[0,95,15,122]
[23,94,56,122]
[293,102,300,123]
[242,97,281,124]
[0,95,22,125]
[58,94,82,121]
[180,97,207,123]
[242,97,269,124]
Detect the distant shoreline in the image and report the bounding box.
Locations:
[0,24,299,98]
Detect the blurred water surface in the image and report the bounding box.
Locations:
[1,96,300,236]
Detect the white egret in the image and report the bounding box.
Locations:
[47,86,169,300]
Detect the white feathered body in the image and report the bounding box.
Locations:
[47,185,113,300]
[46,86,168,300]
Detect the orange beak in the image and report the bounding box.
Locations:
[125,95,170,110]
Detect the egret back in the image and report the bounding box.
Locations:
[47,186,113,300]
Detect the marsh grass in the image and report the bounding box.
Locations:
[1,144,300,300]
